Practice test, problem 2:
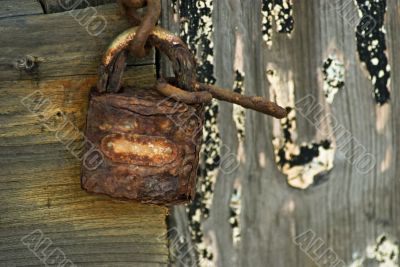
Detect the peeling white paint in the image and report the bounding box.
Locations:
[272,0,293,34]
[233,32,246,145]
[197,230,217,267]
[349,258,365,267]
[354,0,391,104]
[350,235,399,267]
[261,1,274,46]
[262,0,294,46]
[322,56,345,104]
[231,34,244,245]
[283,143,334,189]
[232,71,246,143]
[229,179,242,246]
[176,1,220,266]
[267,65,335,189]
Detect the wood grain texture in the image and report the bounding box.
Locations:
[0,4,168,267]
[39,0,115,13]
[163,0,400,266]
[0,0,43,19]
[0,70,169,267]
[0,3,153,82]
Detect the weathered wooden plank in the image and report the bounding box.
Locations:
[0,4,152,82]
[0,0,43,18]
[0,66,155,143]
[0,1,167,263]
[40,0,115,14]
[0,67,169,266]
[163,0,400,266]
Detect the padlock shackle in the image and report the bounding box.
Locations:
[98,26,288,119]
[98,26,197,94]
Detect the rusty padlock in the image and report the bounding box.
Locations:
[81,27,205,205]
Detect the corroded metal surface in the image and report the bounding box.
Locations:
[98,26,197,93]
[81,87,204,205]
[98,25,287,118]
[118,0,161,58]
[101,133,178,166]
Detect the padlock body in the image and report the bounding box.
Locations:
[81,87,204,205]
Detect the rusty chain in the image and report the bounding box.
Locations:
[101,0,287,119]
[118,0,161,58]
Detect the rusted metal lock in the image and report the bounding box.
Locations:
[81,27,204,205]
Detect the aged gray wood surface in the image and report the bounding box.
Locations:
[0,0,398,266]
[0,3,168,267]
[163,0,400,266]
[39,0,115,13]
[0,4,152,81]
[0,0,43,18]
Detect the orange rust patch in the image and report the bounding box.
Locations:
[101,133,178,166]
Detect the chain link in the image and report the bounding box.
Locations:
[98,1,288,119]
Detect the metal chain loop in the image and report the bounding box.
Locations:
[98,1,288,119]
[118,0,161,58]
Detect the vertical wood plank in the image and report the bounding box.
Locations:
[163,0,400,266]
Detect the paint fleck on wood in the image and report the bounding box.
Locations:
[350,234,399,267]
[262,0,274,45]
[262,0,294,45]
[268,67,335,189]
[355,0,391,104]
[229,178,241,246]
[163,0,400,266]
[323,56,345,103]
[171,0,220,265]
[232,71,246,142]
[273,0,294,33]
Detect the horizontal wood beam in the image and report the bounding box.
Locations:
[0,0,43,19]
[39,0,116,14]
[0,4,153,82]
